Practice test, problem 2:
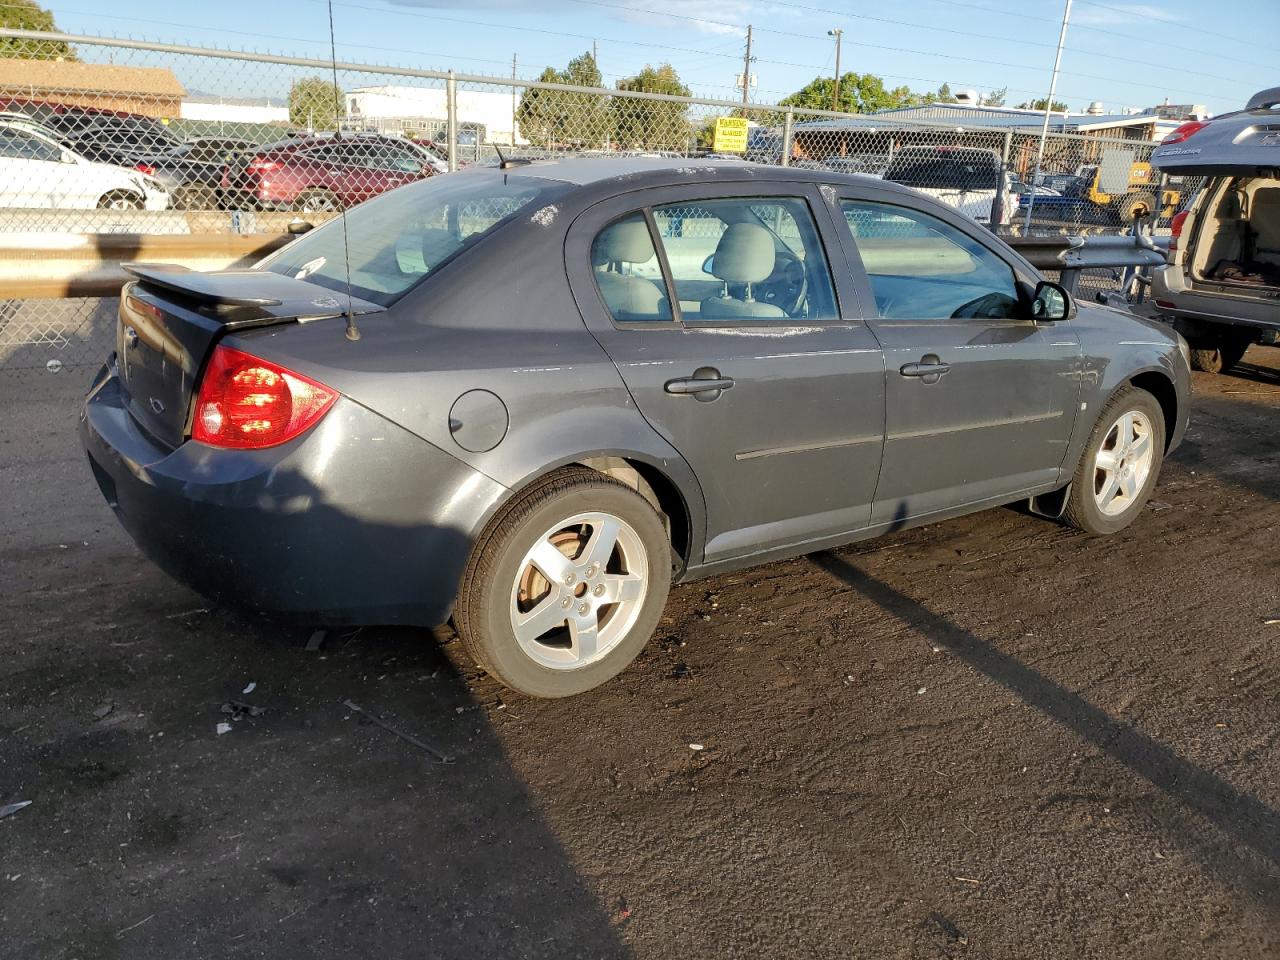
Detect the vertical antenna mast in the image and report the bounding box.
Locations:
[327,0,360,341]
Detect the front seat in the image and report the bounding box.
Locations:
[1248,187,1280,265]
[594,218,669,320]
[700,222,786,320]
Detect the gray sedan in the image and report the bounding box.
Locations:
[80,158,1191,697]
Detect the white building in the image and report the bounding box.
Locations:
[181,97,289,125]
[345,84,524,144]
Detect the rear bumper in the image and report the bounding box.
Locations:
[79,361,508,626]
[1152,265,1280,332]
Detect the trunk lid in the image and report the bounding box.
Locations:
[116,264,384,448]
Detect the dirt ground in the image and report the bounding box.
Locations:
[2,347,1279,960]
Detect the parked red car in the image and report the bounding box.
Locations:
[220,134,435,212]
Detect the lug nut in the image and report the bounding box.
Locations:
[561,597,572,609]
[564,572,576,586]
[593,583,605,597]
[586,563,599,579]
[577,602,590,616]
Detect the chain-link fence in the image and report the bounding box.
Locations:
[0,27,1188,375]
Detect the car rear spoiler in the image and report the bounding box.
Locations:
[1245,87,1280,111]
[123,263,386,325]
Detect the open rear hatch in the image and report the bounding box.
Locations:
[1153,89,1280,177]
[115,263,384,449]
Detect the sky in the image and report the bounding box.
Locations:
[38,0,1278,117]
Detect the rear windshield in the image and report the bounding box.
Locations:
[884,151,1001,191]
[260,173,555,306]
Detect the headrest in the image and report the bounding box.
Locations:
[1251,187,1280,209]
[594,218,655,265]
[711,223,776,283]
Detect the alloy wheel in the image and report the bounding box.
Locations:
[1093,410,1155,517]
[508,511,648,670]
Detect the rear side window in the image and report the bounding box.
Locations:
[883,151,1000,191]
[650,197,838,322]
[260,174,555,305]
[591,213,672,322]
[840,200,1018,320]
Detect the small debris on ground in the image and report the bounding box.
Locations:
[305,629,327,652]
[1147,500,1173,512]
[242,681,257,695]
[92,702,113,719]
[953,875,983,885]
[215,722,232,736]
[1263,616,1280,626]
[689,743,705,751]
[220,700,266,720]
[0,800,32,820]
[343,699,453,763]
[917,687,928,695]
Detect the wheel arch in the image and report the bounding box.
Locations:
[1127,370,1179,452]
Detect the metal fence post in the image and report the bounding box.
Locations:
[781,107,793,167]
[446,70,458,173]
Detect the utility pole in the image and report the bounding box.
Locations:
[1024,0,1072,231]
[828,28,843,112]
[741,24,754,106]
[511,53,517,147]
[592,39,598,70]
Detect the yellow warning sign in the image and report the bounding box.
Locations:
[712,116,749,153]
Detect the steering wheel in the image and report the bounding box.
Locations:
[951,291,1017,319]
[756,250,808,316]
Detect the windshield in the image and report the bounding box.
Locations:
[260,173,556,306]
[884,152,1001,191]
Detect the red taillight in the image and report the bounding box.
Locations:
[191,345,337,449]
[1161,121,1207,145]
[133,161,155,176]
[246,158,281,173]
[1169,210,1188,253]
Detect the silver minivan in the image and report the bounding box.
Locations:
[1151,86,1279,374]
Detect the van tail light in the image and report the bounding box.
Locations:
[133,161,155,176]
[1169,210,1188,254]
[192,345,337,449]
[1161,121,1207,145]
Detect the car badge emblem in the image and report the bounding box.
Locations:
[149,397,165,415]
[311,297,341,309]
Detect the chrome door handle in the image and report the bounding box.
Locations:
[899,354,951,384]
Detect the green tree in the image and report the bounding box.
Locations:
[613,63,691,150]
[780,73,926,114]
[0,0,76,60]
[935,82,956,103]
[1017,97,1069,111]
[981,86,1008,107]
[516,51,611,148]
[289,76,342,131]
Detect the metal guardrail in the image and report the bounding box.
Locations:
[1008,233,1168,295]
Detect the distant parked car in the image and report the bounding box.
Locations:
[0,98,166,144]
[70,119,182,168]
[0,118,168,210]
[132,137,254,210]
[1151,85,1280,373]
[221,134,437,212]
[881,146,1014,226]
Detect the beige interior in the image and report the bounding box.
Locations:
[1191,176,1280,286]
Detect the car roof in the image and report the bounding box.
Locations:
[1152,86,1280,175]
[495,155,914,195]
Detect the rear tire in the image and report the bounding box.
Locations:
[454,466,671,698]
[97,190,143,211]
[1190,336,1250,374]
[173,185,217,210]
[1063,386,1165,535]
[294,188,342,213]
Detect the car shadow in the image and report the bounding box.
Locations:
[811,550,1280,909]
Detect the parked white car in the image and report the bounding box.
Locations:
[0,117,168,210]
[881,146,1013,226]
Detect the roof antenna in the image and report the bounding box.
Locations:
[326,0,360,341]
[491,141,506,166]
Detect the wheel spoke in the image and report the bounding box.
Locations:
[1120,470,1139,501]
[527,538,574,585]
[1117,412,1135,448]
[1097,470,1121,508]
[1129,431,1151,462]
[1095,447,1120,471]
[513,594,568,643]
[600,573,644,604]
[583,517,621,571]
[568,616,599,662]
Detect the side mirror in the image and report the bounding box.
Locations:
[701,254,715,274]
[61,150,77,164]
[1031,280,1070,322]
[286,219,314,235]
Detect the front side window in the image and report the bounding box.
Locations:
[0,129,61,162]
[590,213,672,322]
[650,197,838,322]
[840,200,1019,320]
[260,173,556,305]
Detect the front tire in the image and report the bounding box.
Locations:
[294,188,342,213]
[1063,386,1165,534]
[454,467,671,698]
[97,190,143,210]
